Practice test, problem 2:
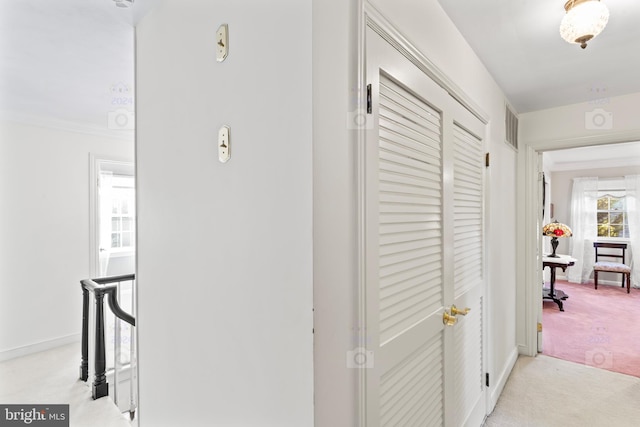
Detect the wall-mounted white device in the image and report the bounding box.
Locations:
[216,24,228,62]
[218,125,231,163]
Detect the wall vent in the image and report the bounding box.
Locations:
[505,104,518,150]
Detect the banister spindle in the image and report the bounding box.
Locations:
[80,285,89,381]
[92,289,109,399]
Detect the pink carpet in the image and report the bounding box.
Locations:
[542,280,640,378]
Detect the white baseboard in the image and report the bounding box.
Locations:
[0,333,81,362]
[488,347,519,413]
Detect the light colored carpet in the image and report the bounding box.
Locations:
[0,343,133,427]
[484,354,640,426]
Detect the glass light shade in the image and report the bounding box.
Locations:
[560,0,609,48]
[542,221,573,238]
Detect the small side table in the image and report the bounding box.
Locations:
[542,255,576,312]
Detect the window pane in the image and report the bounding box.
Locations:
[597,212,609,224]
[111,233,120,248]
[112,199,119,214]
[121,199,129,215]
[610,197,625,211]
[122,217,132,231]
[597,196,609,210]
[122,232,132,247]
[610,225,623,237]
[597,224,610,237]
[610,212,624,225]
[112,218,120,232]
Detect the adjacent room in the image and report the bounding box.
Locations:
[540,141,640,377]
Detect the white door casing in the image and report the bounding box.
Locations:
[363,25,487,427]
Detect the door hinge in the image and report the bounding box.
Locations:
[485,152,490,167]
[366,84,372,114]
[485,373,490,387]
[538,322,543,332]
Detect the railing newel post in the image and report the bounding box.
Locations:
[80,274,135,405]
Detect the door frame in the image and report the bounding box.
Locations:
[88,154,135,278]
[358,4,491,425]
[518,129,640,357]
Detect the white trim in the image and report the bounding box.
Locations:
[488,348,519,413]
[363,2,489,125]
[520,132,640,357]
[89,155,136,278]
[0,110,134,142]
[526,129,640,152]
[357,1,367,427]
[546,157,640,172]
[90,154,100,278]
[0,333,81,362]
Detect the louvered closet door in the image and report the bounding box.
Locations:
[365,26,486,427]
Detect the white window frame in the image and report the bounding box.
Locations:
[89,156,135,277]
[107,175,136,256]
[596,178,629,241]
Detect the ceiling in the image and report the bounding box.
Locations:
[0,0,136,135]
[1,0,639,167]
[437,0,640,113]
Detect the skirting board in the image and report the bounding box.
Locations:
[0,333,81,362]
[488,347,519,413]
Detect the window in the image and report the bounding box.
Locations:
[107,175,135,251]
[597,191,628,238]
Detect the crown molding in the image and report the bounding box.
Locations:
[0,110,134,142]
[548,156,640,172]
[524,129,640,152]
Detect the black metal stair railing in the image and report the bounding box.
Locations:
[79,274,136,406]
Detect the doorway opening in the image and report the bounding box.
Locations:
[88,156,138,415]
[90,158,136,279]
[537,141,640,377]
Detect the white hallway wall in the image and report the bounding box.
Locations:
[0,119,133,360]
[136,0,518,425]
[135,0,313,426]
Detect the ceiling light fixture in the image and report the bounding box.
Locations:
[560,0,609,49]
[113,0,134,8]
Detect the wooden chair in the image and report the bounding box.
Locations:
[593,242,632,293]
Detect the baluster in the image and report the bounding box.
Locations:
[129,278,137,419]
[92,289,109,399]
[80,285,89,381]
[113,283,121,407]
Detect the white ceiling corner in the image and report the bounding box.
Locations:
[0,0,137,136]
[436,0,640,114]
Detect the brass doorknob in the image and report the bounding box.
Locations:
[443,311,457,326]
[451,305,470,316]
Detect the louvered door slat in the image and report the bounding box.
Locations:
[378,73,443,345]
[380,336,443,427]
[453,123,484,297]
